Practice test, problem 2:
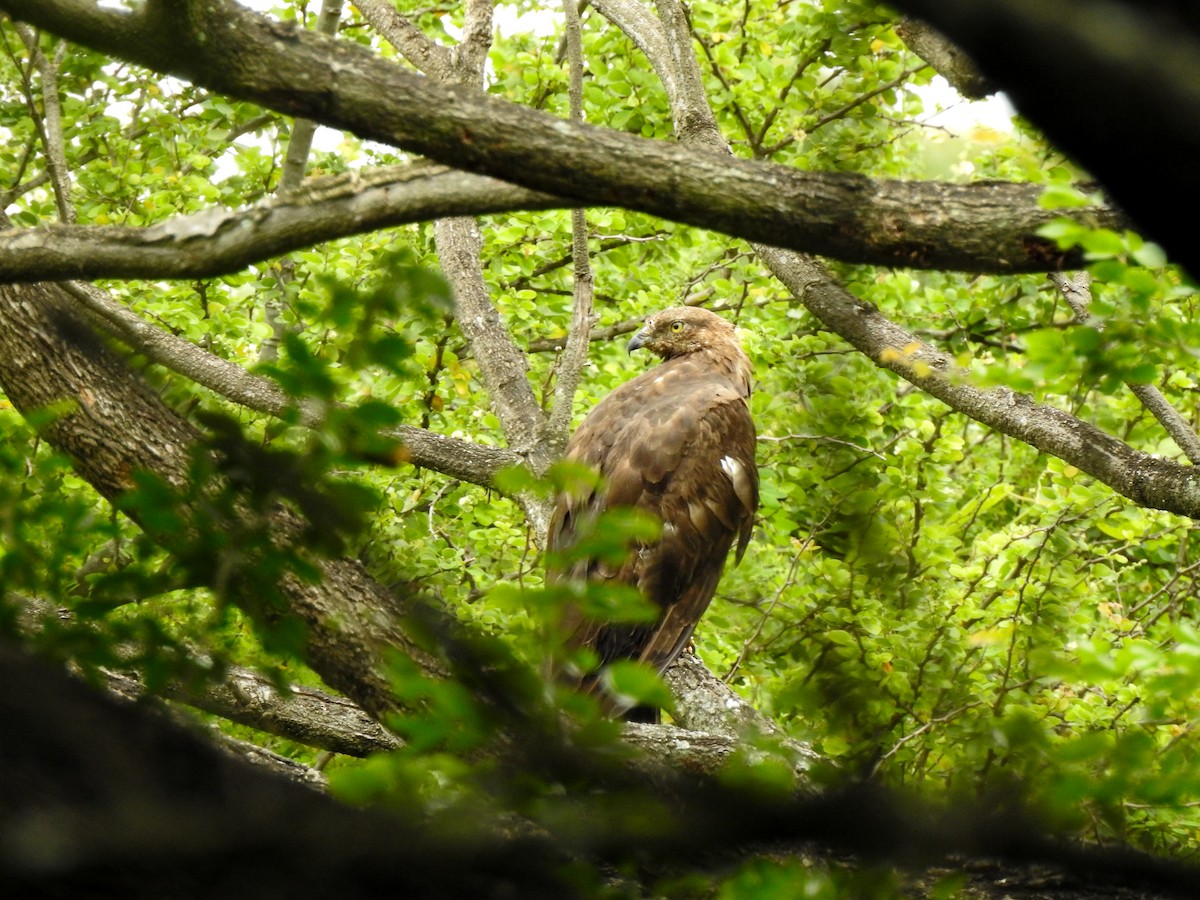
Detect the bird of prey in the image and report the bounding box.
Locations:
[547,306,758,720]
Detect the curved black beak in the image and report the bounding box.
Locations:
[627,327,648,353]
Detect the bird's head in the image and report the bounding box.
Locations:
[626,306,739,360]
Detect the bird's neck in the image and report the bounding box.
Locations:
[682,345,752,395]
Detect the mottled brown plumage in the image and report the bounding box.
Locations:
[547,306,758,719]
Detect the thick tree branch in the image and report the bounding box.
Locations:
[882,0,1200,280]
[0,277,457,721]
[594,0,1200,526]
[0,163,563,283]
[0,0,1124,276]
[60,280,525,491]
[115,666,401,757]
[663,654,820,768]
[894,18,997,100]
[0,162,1110,283]
[353,0,452,80]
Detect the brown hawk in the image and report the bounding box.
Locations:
[547,306,758,720]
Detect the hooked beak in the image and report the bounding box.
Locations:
[627,327,648,353]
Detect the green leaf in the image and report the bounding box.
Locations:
[603,660,674,710]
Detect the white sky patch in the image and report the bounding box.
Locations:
[493,3,560,38]
[913,76,1016,136]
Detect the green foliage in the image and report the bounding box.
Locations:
[6,1,1200,894]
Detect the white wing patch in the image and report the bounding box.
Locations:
[720,455,756,514]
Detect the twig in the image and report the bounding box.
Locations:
[13,26,74,222]
[1049,271,1200,465]
[546,0,595,453]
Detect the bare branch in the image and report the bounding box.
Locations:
[0,0,1123,276]
[894,17,997,99]
[1049,271,1200,466]
[545,0,595,453]
[0,164,563,283]
[59,278,525,489]
[12,26,74,222]
[353,0,452,79]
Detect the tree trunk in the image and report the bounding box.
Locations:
[0,278,442,721]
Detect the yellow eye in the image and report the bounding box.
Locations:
[669,321,685,333]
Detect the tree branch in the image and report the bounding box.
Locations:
[369,0,552,472]
[894,18,997,100]
[353,0,452,80]
[0,163,565,283]
[108,665,402,758]
[0,275,462,722]
[59,279,524,490]
[0,161,1112,283]
[592,0,1200,525]
[881,0,1200,280]
[12,26,74,222]
[1048,271,1200,466]
[279,0,342,191]
[545,0,595,454]
[0,0,1126,276]
[765,248,1200,517]
[663,654,820,766]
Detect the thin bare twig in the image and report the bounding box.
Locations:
[13,25,74,222]
[546,0,595,452]
[260,0,343,364]
[1049,271,1200,465]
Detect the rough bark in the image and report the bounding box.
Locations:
[0,640,574,899]
[589,0,1200,524]
[0,0,1124,276]
[436,215,548,461]
[0,164,561,283]
[127,666,402,757]
[0,277,445,721]
[894,18,997,99]
[882,0,1200,280]
[3,639,1194,900]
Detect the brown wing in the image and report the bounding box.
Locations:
[547,352,758,712]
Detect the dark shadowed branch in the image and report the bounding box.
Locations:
[0,0,1127,278]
